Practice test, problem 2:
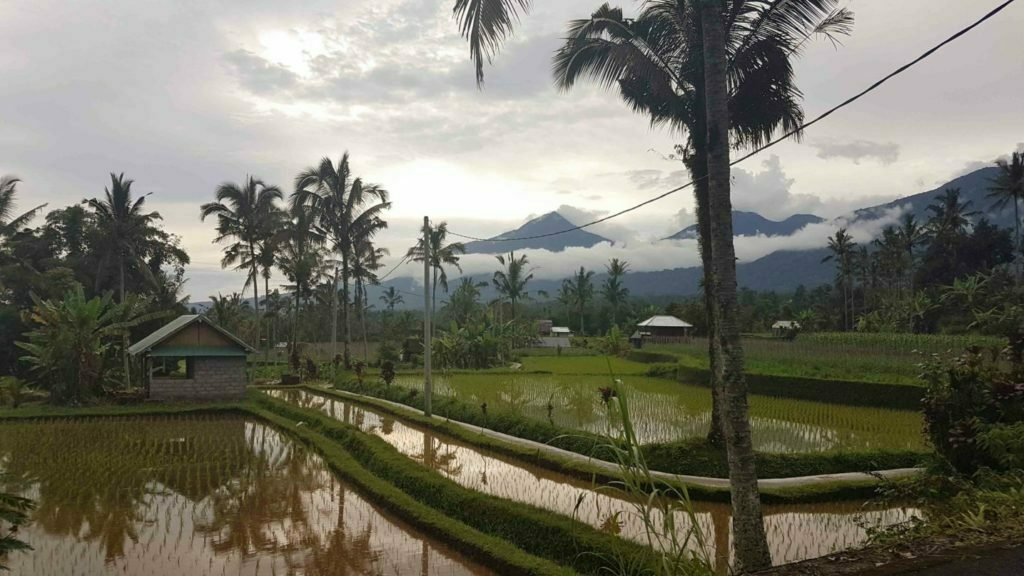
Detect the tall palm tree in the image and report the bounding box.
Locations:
[200,176,283,352]
[563,267,595,335]
[293,153,390,366]
[988,151,1024,273]
[822,228,856,330]
[602,258,629,326]
[0,176,46,240]
[85,172,164,388]
[927,188,977,239]
[492,252,533,320]
[379,287,404,312]
[256,205,287,358]
[898,213,925,293]
[351,238,388,360]
[552,0,851,450]
[407,221,466,337]
[278,203,326,352]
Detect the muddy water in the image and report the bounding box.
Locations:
[269,388,919,570]
[0,415,493,576]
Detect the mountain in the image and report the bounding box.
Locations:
[665,210,824,240]
[463,211,612,254]
[853,166,1006,227]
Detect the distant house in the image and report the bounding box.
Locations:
[129,315,254,401]
[551,327,572,337]
[632,315,693,347]
[771,320,801,337]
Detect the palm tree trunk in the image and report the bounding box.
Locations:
[1015,198,1021,279]
[120,255,130,390]
[251,259,260,360]
[264,275,271,363]
[332,266,339,361]
[342,254,352,368]
[578,303,584,335]
[431,267,438,340]
[699,1,771,570]
[360,281,369,361]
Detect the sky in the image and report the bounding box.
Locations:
[2,0,1022,299]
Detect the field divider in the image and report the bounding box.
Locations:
[288,384,923,498]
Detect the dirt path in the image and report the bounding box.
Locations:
[897,543,1024,575]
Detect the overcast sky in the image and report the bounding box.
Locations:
[2,0,1022,299]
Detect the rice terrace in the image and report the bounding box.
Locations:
[2,0,1024,575]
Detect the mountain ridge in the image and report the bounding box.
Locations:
[462,211,611,254]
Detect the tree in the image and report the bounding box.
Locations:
[293,154,390,366]
[85,173,164,388]
[823,228,857,330]
[563,266,595,335]
[379,287,404,312]
[897,213,925,293]
[602,258,629,326]
[351,237,387,360]
[407,221,465,337]
[552,0,850,447]
[988,151,1024,273]
[200,176,283,353]
[0,176,46,241]
[278,203,327,352]
[492,252,533,320]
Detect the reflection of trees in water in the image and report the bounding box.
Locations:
[414,432,464,478]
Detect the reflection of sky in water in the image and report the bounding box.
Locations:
[0,415,491,576]
[270,389,921,571]
[393,374,925,453]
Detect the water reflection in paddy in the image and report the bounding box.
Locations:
[0,415,492,576]
[270,388,919,571]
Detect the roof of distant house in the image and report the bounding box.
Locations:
[772,320,801,329]
[551,326,572,333]
[129,314,254,356]
[637,315,693,328]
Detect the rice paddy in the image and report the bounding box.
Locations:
[268,388,921,571]
[0,414,492,576]
[390,373,926,453]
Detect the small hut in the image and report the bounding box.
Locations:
[771,320,801,338]
[128,315,254,401]
[632,315,693,347]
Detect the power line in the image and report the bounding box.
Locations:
[447,0,1017,244]
[376,253,413,282]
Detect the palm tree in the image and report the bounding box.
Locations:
[988,151,1024,273]
[897,213,925,293]
[351,238,388,360]
[822,228,856,330]
[278,203,327,352]
[0,176,46,241]
[602,258,629,326]
[293,153,390,366]
[256,205,287,358]
[407,221,466,337]
[552,0,850,452]
[492,252,533,320]
[85,172,164,388]
[379,287,404,312]
[927,188,977,239]
[200,176,283,353]
[563,267,595,335]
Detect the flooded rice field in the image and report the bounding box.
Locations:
[269,388,920,571]
[0,415,492,576]
[392,373,925,453]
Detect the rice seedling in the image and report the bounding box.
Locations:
[0,415,491,575]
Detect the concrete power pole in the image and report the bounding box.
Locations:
[422,216,433,417]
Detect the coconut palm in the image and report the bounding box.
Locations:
[988,151,1024,271]
[407,221,466,337]
[85,173,164,388]
[293,153,390,366]
[351,238,388,360]
[0,176,46,241]
[822,228,857,330]
[492,252,533,320]
[602,258,629,326]
[898,213,925,293]
[379,287,404,312]
[563,267,595,335]
[552,0,851,455]
[200,176,283,352]
[278,203,327,352]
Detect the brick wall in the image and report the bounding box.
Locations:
[150,356,246,401]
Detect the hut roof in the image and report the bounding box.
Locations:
[129,315,254,357]
[637,315,693,328]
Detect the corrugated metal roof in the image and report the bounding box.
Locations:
[637,315,693,328]
[128,315,254,356]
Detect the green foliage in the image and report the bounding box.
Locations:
[16,288,166,404]
[434,320,534,370]
[0,377,33,409]
[625,350,677,364]
[921,346,1024,473]
[599,326,630,356]
[0,481,34,570]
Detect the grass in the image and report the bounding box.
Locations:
[388,369,927,453]
[646,332,1004,387]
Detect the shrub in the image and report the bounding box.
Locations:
[921,346,1024,473]
[377,340,399,365]
[380,361,396,387]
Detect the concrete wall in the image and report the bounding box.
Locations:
[150,356,246,401]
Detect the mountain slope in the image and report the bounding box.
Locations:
[463,212,611,254]
[853,167,1007,226]
[665,211,824,240]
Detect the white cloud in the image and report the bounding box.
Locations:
[811,139,900,165]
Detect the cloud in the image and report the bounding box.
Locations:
[730,155,823,219]
[811,139,900,165]
[626,169,689,191]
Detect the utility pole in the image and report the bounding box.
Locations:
[422,216,433,417]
